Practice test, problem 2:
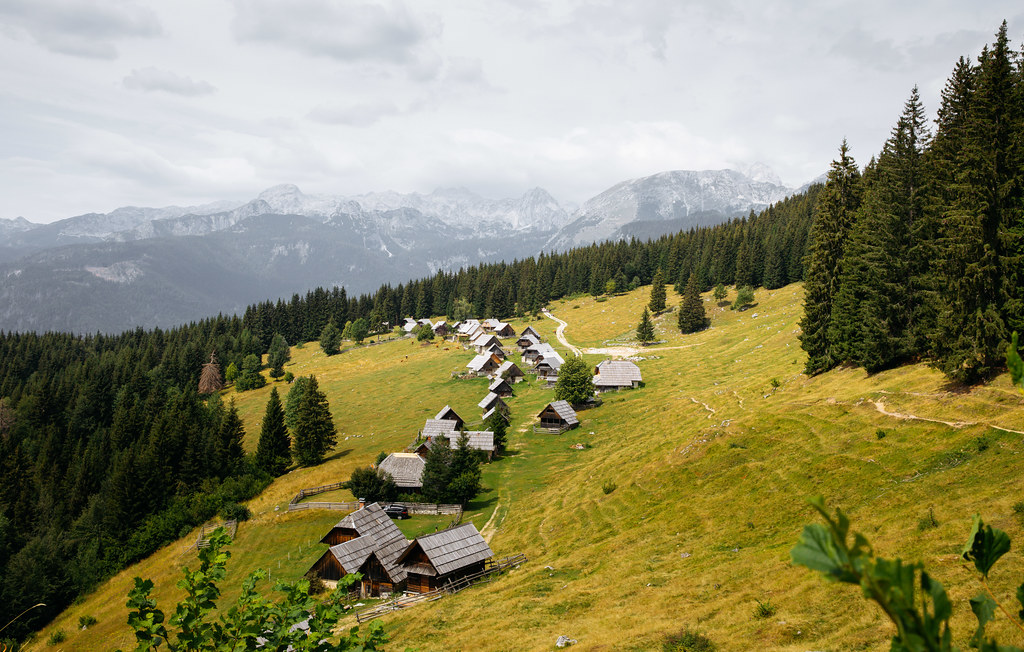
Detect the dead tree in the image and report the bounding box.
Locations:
[199,351,224,394]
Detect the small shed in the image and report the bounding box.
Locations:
[496,360,525,383]
[492,322,516,338]
[377,453,426,490]
[486,343,506,360]
[516,332,540,351]
[434,406,465,429]
[534,357,562,381]
[594,360,643,392]
[482,406,510,424]
[481,318,501,332]
[488,377,513,397]
[535,400,579,433]
[466,353,502,377]
[478,392,508,415]
[432,320,450,337]
[308,503,411,596]
[402,318,418,333]
[472,333,502,353]
[397,523,494,593]
[519,325,541,340]
[422,418,459,439]
[416,431,495,460]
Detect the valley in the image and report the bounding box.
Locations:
[26,282,1024,651]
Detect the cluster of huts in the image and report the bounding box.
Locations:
[308,501,493,597]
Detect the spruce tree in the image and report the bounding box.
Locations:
[218,402,245,478]
[267,333,290,379]
[484,410,508,452]
[291,376,337,466]
[420,439,453,503]
[255,387,290,476]
[648,268,667,313]
[799,140,862,374]
[636,307,655,345]
[319,321,341,356]
[447,432,482,506]
[677,272,709,334]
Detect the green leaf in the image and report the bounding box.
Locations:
[791,523,858,584]
[962,515,1011,577]
[969,592,997,648]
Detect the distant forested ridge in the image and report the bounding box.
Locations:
[801,22,1024,382]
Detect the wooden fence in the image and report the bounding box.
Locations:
[285,496,462,520]
[287,501,360,512]
[354,553,527,623]
[289,481,346,505]
[194,519,237,550]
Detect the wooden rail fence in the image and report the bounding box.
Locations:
[289,482,346,505]
[190,519,238,551]
[354,553,527,623]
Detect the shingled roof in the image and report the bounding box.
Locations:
[519,326,540,339]
[377,453,426,488]
[435,405,464,424]
[422,418,459,438]
[496,360,524,379]
[594,360,643,387]
[397,523,493,577]
[482,406,510,423]
[542,400,579,426]
[327,503,411,582]
[435,430,494,452]
[478,392,503,410]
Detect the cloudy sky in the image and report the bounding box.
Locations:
[1,1,1021,223]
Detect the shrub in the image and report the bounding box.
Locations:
[219,502,251,522]
[78,615,98,629]
[975,435,991,452]
[752,599,776,619]
[769,377,781,389]
[48,630,67,645]
[916,507,938,531]
[662,628,716,652]
[875,428,887,439]
[305,570,327,596]
[602,480,617,495]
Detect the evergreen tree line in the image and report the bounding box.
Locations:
[801,22,1024,382]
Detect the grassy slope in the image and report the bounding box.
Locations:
[30,284,1024,651]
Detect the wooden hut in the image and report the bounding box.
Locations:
[594,360,643,392]
[486,343,506,360]
[478,392,508,416]
[488,377,513,397]
[492,322,516,338]
[415,431,495,460]
[421,418,459,439]
[377,453,425,490]
[308,503,411,596]
[516,332,540,351]
[466,353,502,377]
[472,333,502,353]
[496,360,525,383]
[534,357,562,384]
[397,523,494,593]
[432,320,450,337]
[535,400,579,433]
[519,325,541,340]
[482,406,510,424]
[434,406,465,429]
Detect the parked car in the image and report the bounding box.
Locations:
[384,503,409,519]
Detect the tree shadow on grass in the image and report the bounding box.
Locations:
[466,494,498,512]
[322,448,353,463]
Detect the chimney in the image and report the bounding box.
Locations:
[358,497,366,509]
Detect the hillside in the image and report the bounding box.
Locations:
[27,283,1024,651]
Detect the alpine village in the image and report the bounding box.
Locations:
[5,17,1024,652]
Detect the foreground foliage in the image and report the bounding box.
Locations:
[793,497,1024,651]
[122,528,386,651]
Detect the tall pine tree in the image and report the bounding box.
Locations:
[648,268,667,313]
[255,387,290,476]
[291,376,337,467]
[677,273,709,334]
[799,140,861,374]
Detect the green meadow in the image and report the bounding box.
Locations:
[29,283,1024,651]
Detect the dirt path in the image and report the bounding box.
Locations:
[542,308,704,357]
[870,398,1024,434]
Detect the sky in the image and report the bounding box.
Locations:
[1,1,1022,223]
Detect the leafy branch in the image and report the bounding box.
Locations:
[792,497,1024,652]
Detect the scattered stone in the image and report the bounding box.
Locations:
[544,565,554,571]
[680,552,691,559]
[555,635,577,647]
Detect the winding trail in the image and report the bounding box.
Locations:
[542,307,705,357]
[870,399,1024,434]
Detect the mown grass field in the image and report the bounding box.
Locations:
[29,283,1024,651]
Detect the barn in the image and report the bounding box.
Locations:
[397,523,494,593]
[535,400,579,433]
[308,503,411,597]
[594,360,643,392]
[377,453,426,490]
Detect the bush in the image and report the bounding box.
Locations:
[975,434,991,452]
[602,480,617,495]
[875,428,887,439]
[305,570,327,596]
[752,599,776,619]
[731,286,755,311]
[916,507,938,531]
[48,630,67,645]
[662,628,716,652]
[769,377,781,389]
[78,614,98,629]
[219,502,251,523]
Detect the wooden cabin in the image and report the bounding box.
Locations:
[397,523,494,593]
[434,406,465,430]
[534,357,562,383]
[488,377,513,397]
[415,431,495,460]
[478,392,508,416]
[466,353,502,377]
[492,322,516,338]
[472,333,502,353]
[432,320,450,337]
[482,406,510,424]
[377,453,425,490]
[516,332,540,351]
[421,418,459,439]
[519,325,541,340]
[308,503,411,597]
[496,360,525,383]
[486,343,506,360]
[594,360,643,392]
[535,400,579,433]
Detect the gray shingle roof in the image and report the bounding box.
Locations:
[328,503,411,582]
[399,523,493,576]
[378,453,426,488]
[544,400,579,426]
[422,418,459,438]
[482,407,510,423]
[496,361,523,378]
[594,360,643,387]
[517,333,540,347]
[435,406,463,423]
[440,430,494,452]
[488,378,512,393]
[478,392,505,410]
[519,326,540,339]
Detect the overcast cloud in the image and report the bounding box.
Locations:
[1,0,1022,223]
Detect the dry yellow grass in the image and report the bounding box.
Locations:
[28,283,1024,651]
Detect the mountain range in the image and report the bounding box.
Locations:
[0,167,807,333]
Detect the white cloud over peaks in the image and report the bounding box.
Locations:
[0,0,160,59]
[123,67,216,96]
[231,0,442,71]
